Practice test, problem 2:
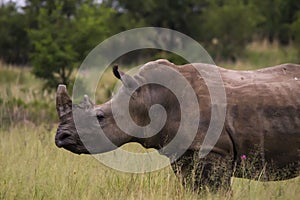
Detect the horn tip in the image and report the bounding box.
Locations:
[113,64,121,79]
[57,84,67,93]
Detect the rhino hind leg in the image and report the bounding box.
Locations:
[171,150,233,193]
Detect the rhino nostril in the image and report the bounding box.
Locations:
[59,132,72,141]
[55,132,73,148]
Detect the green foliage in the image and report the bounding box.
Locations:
[201,0,263,61]
[292,14,300,42]
[291,11,300,62]
[102,0,300,62]
[0,3,30,64]
[28,1,79,89]
[251,0,300,44]
[72,3,116,61]
[1,0,300,77]
[28,0,115,89]
[103,0,208,40]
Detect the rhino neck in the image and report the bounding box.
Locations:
[127,84,181,151]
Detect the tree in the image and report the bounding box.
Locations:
[72,3,116,61]
[103,0,265,62]
[28,1,78,88]
[28,0,115,89]
[201,0,263,61]
[0,2,30,64]
[103,0,209,41]
[101,0,212,64]
[291,11,300,63]
[251,0,300,44]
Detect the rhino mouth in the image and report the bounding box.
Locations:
[60,144,90,154]
[55,133,88,154]
[55,135,90,154]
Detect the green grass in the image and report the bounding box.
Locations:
[0,62,56,128]
[0,125,299,200]
[219,40,299,70]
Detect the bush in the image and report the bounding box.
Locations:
[0,3,30,64]
[201,0,263,62]
[291,11,300,62]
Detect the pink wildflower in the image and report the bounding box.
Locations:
[241,155,247,160]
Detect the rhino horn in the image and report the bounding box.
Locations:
[56,84,72,118]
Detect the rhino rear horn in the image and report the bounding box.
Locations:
[56,84,72,118]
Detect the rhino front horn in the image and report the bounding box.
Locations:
[56,84,72,118]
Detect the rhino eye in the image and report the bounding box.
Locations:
[96,110,104,122]
[96,113,105,122]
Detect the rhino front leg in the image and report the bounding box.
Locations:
[171,151,233,193]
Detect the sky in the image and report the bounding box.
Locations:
[1,0,102,7]
[2,0,26,7]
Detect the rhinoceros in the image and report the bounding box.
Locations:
[55,59,300,192]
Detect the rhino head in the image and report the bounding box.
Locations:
[55,66,157,154]
[55,60,196,157]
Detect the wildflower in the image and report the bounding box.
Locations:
[241,154,247,160]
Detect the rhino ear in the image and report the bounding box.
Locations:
[113,65,138,90]
[83,94,94,110]
[113,64,123,79]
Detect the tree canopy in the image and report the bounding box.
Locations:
[0,0,300,89]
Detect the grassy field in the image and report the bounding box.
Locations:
[1,125,299,200]
[0,124,299,199]
[0,42,299,199]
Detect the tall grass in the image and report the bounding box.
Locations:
[220,40,299,70]
[0,63,57,128]
[0,125,299,199]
